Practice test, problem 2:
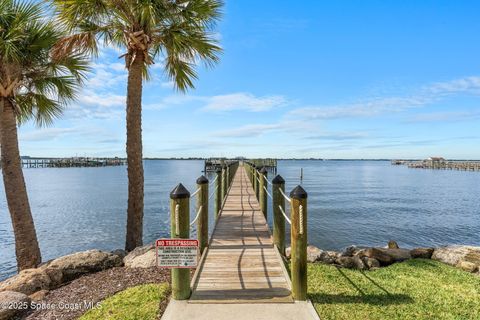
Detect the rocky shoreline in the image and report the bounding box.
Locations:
[286,242,480,274]
[1,243,479,319]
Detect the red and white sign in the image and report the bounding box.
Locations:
[156,239,198,268]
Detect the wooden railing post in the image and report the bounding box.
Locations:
[272,175,286,256]
[221,165,227,202]
[255,167,260,200]
[290,185,308,301]
[170,183,191,300]
[259,167,268,220]
[215,168,222,219]
[196,175,209,255]
[226,164,230,190]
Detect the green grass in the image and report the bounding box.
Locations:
[308,259,480,320]
[79,283,170,320]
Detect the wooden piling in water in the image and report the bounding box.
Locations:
[170,183,191,300]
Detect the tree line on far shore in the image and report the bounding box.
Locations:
[0,0,222,271]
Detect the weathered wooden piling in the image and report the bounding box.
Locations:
[170,183,191,300]
[221,165,227,202]
[215,168,222,219]
[196,176,209,255]
[272,175,286,256]
[290,185,308,301]
[259,167,268,220]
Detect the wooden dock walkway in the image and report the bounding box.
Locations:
[190,166,292,303]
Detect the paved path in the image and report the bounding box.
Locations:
[162,165,319,319]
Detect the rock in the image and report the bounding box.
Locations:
[410,248,434,259]
[41,250,123,283]
[432,246,480,267]
[0,269,51,295]
[124,249,157,268]
[352,256,366,270]
[123,244,155,266]
[362,257,380,269]
[388,240,400,249]
[456,260,478,273]
[0,291,31,320]
[318,251,336,264]
[307,245,323,263]
[285,247,291,259]
[341,246,357,257]
[367,248,411,264]
[29,289,48,302]
[111,249,128,259]
[336,256,355,268]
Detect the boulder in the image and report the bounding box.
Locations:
[124,244,155,266]
[410,248,434,259]
[0,291,31,320]
[456,260,478,273]
[0,269,51,295]
[362,257,380,269]
[124,249,157,268]
[111,249,128,259]
[336,256,355,269]
[432,246,480,267]
[388,240,400,249]
[341,246,357,257]
[41,250,123,283]
[363,248,411,265]
[307,245,323,263]
[318,251,336,264]
[352,256,366,270]
[29,289,49,302]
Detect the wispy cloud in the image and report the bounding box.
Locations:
[201,93,287,112]
[406,110,480,122]
[290,76,480,120]
[212,123,283,138]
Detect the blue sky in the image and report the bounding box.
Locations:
[20,0,480,159]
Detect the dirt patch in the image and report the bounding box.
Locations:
[24,267,170,320]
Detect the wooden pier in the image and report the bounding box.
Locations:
[166,161,309,304]
[21,157,126,168]
[204,158,277,173]
[190,166,291,302]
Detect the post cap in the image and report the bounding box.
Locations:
[196,175,209,185]
[170,183,190,199]
[290,185,308,199]
[272,174,285,184]
[259,167,268,174]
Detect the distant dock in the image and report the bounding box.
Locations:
[21,157,126,168]
[204,158,277,173]
[392,157,480,171]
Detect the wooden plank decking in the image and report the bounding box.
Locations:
[190,166,292,303]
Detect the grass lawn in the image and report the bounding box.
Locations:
[79,283,170,320]
[308,259,480,320]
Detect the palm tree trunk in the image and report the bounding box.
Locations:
[125,51,145,251]
[0,98,42,270]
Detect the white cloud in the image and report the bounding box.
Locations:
[202,93,287,112]
[290,76,480,120]
[212,123,283,138]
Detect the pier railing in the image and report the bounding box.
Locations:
[244,161,308,301]
[168,161,239,300]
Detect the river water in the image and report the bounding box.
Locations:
[1,160,479,280]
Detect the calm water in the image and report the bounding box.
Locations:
[1,160,479,280]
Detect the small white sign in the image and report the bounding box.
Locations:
[156,239,198,268]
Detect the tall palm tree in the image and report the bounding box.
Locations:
[52,0,222,251]
[0,0,88,270]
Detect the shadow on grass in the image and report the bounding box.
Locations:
[309,266,414,306]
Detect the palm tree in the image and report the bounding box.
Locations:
[0,0,88,270]
[52,0,222,251]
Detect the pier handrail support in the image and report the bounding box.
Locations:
[221,165,227,202]
[272,175,286,256]
[259,167,268,220]
[195,175,209,255]
[290,185,308,301]
[170,183,191,300]
[215,168,222,219]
